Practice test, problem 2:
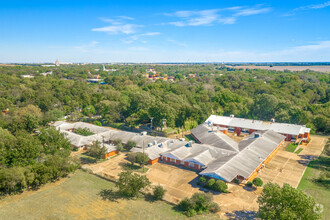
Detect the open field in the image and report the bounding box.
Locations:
[297,140,329,220]
[228,65,330,72]
[0,170,219,220]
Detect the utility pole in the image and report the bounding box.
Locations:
[150,117,154,131]
[142,140,145,173]
[162,119,167,131]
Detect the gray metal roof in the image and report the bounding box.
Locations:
[206,115,310,136]
[53,121,286,182]
[200,130,285,182]
[190,124,239,152]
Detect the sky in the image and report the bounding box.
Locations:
[1,0,330,63]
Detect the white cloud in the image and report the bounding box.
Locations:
[234,8,271,16]
[166,9,219,26]
[92,17,142,35]
[165,6,271,27]
[122,32,161,44]
[295,1,330,10]
[167,39,187,47]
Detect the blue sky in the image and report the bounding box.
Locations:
[1,0,330,63]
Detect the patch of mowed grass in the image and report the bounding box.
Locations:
[298,142,330,220]
[0,170,218,220]
[286,143,298,152]
[295,148,303,154]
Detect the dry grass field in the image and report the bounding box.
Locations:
[0,170,219,220]
[228,65,330,72]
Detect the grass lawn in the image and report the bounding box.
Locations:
[295,148,303,154]
[0,170,218,220]
[286,143,298,152]
[185,134,195,141]
[297,142,329,220]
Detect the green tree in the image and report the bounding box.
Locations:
[253,177,263,187]
[212,180,228,192]
[116,170,150,197]
[153,185,166,200]
[86,141,107,159]
[125,140,137,151]
[257,183,321,220]
[178,192,220,217]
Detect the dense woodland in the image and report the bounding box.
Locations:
[0,64,329,195]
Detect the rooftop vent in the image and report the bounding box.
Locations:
[153,140,157,145]
[230,114,235,118]
[187,140,194,147]
[140,131,147,136]
[271,118,275,123]
[254,133,261,138]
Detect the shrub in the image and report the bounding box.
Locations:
[206,178,215,188]
[178,197,193,212]
[199,176,206,184]
[209,202,221,213]
[253,177,263,187]
[153,185,166,200]
[212,180,228,192]
[93,121,102,126]
[234,178,239,184]
[246,181,253,187]
[178,192,220,217]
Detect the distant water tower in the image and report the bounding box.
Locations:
[55,59,60,66]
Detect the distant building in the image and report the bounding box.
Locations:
[146,68,157,74]
[40,71,53,76]
[205,115,311,142]
[20,75,34,78]
[55,59,60,66]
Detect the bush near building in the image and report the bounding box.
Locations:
[178,192,220,217]
[199,177,228,193]
[212,180,228,193]
[253,177,263,187]
[246,181,253,187]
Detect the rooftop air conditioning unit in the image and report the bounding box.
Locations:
[254,133,261,138]
[141,131,147,136]
[230,114,235,118]
[153,140,157,145]
[271,118,275,123]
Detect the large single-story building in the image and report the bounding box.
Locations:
[53,120,287,182]
[205,115,310,142]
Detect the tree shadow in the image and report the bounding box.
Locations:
[144,193,156,203]
[243,186,257,192]
[226,210,258,220]
[98,189,121,202]
[297,155,318,166]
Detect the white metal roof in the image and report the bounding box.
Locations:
[206,115,310,136]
